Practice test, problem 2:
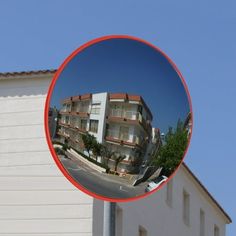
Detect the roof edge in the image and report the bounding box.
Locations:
[0,69,56,80]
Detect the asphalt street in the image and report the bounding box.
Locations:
[59,155,147,199]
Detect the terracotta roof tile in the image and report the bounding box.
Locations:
[0,69,56,77]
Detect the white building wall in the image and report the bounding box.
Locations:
[94,164,228,236]
[89,92,108,143]
[0,75,94,236]
[116,165,227,236]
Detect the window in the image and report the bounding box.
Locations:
[74,117,80,128]
[81,119,87,130]
[214,225,220,236]
[139,225,147,236]
[89,120,99,133]
[91,102,101,114]
[119,126,129,141]
[65,116,70,124]
[200,209,205,236]
[116,206,123,236]
[80,101,89,113]
[66,103,71,112]
[166,179,173,207]
[183,190,190,226]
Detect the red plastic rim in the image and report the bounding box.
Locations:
[44,35,193,202]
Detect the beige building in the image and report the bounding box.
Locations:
[0,70,231,236]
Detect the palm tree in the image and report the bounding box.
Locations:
[92,142,102,162]
[100,146,115,166]
[81,133,96,158]
[113,152,126,172]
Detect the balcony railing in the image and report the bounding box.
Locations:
[106,129,141,145]
[109,109,151,133]
[59,120,70,126]
[76,125,87,132]
[58,130,70,138]
[110,109,140,120]
[71,107,90,113]
[61,104,71,112]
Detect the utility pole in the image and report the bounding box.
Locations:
[103,201,116,236]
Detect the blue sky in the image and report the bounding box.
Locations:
[50,37,190,133]
[0,1,235,234]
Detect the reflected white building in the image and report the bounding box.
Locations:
[58,92,159,174]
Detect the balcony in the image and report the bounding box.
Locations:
[59,121,70,127]
[60,110,71,115]
[70,107,90,117]
[108,109,152,135]
[105,129,142,147]
[74,125,87,133]
[60,102,72,113]
[109,109,140,120]
[71,105,90,113]
[57,130,70,138]
[69,119,88,133]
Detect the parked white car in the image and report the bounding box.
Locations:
[145,175,168,192]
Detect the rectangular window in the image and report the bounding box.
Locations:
[119,126,129,141]
[65,116,70,124]
[81,119,87,130]
[80,101,89,113]
[74,117,80,128]
[214,225,220,236]
[166,179,173,207]
[62,104,67,112]
[200,209,205,236]
[91,103,101,114]
[183,190,190,226]
[89,120,99,133]
[139,225,147,236]
[66,103,71,112]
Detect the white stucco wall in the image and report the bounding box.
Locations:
[89,92,108,143]
[94,164,229,236]
[0,74,94,236]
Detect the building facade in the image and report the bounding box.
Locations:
[57,92,158,174]
[0,70,94,235]
[0,70,231,236]
[94,163,231,236]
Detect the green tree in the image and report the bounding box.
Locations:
[153,119,188,176]
[81,133,97,158]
